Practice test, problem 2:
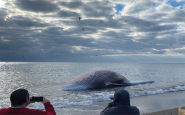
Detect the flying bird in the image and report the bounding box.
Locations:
[82,28,84,31]
[7,16,12,19]
[79,17,81,20]
[125,20,127,22]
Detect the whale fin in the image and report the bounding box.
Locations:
[127,81,155,86]
[106,82,123,86]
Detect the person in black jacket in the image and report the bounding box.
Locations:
[100,89,140,115]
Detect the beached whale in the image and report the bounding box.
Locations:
[61,70,154,91]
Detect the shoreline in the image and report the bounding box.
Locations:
[131,90,185,114]
[140,107,180,115]
[55,90,185,115]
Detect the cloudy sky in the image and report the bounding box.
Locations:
[0,0,185,62]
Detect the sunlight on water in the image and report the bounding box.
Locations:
[0,62,185,109]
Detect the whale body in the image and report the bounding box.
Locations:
[61,70,154,91]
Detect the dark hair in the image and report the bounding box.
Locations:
[10,89,29,106]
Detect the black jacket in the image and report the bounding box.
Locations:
[100,89,140,115]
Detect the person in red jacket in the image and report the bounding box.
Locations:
[0,88,56,115]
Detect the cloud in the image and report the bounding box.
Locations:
[176,0,185,2]
[0,0,185,62]
[7,16,49,27]
[15,0,59,13]
[59,1,84,9]
[121,0,153,15]
[81,1,115,18]
[58,10,79,18]
[155,3,175,12]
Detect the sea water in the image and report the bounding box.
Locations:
[0,62,185,110]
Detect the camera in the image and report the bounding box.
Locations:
[30,97,43,102]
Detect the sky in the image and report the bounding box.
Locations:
[0,0,185,62]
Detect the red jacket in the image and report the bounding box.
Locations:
[0,102,56,115]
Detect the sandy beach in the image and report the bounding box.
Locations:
[54,90,185,115]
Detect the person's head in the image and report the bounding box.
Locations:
[10,88,30,107]
[113,89,130,106]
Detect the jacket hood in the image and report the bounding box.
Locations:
[113,89,130,106]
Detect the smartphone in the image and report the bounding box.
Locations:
[31,97,43,102]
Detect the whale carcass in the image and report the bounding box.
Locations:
[61,70,154,91]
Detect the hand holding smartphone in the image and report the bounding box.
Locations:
[30,96,50,104]
[41,97,50,104]
[30,96,43,102]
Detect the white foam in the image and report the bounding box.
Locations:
[94,91,111,96]
[131,85,185,97]
[77,94,92,98]
[28,96,111,110]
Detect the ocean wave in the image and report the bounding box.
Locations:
[30,85,185,109]
[131,85,185,97]
[28,97,111,110]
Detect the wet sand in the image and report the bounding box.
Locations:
[55,91,185,115]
